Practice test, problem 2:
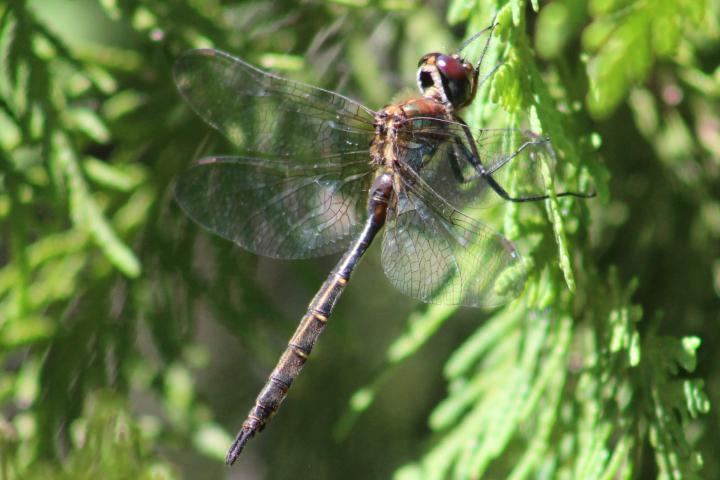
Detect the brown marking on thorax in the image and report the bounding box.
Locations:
[370,97,456,169]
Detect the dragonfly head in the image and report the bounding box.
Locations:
[416,52,476,109]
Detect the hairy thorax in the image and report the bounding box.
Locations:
[370,97,455,170]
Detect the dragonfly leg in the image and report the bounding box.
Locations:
[485,137,549,175]
[459,13,499,102]
[448,137,471,184]
[476,62,503,90]
[447,134,544,182]
[451,121,594,202]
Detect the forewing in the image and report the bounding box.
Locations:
[381,166,524,307]
[173,48,376,160]
[175,156,373,259]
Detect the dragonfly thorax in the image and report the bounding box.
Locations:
[371,97,453,170]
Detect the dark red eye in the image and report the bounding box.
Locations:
[435,54,468,82]
[416,52,476,108]
[435,54,473,107]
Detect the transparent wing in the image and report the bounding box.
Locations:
[175,156,374,259]
[381,165,524,308]
[397,119,557,209]
[173,48,377,161]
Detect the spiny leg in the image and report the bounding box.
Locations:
[450,120,594,202]
[457,12,499,72]
[457,16,499,103]
[476,62,503,90]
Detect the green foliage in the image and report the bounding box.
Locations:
[346,0,716,478]
[15,391,176,480]
[0,0,718,479]
[582,0,707,119]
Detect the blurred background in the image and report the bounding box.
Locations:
[0,0,718,479]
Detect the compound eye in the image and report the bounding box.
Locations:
[435,54,473,107]
[436,54,468,83]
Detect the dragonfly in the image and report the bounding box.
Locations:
[173,23,592,465]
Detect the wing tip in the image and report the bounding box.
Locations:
[499,235,520,259]
[192,47,220,57]
[196,156,220,166]
[180,47,219,58]
[174,48,222,78]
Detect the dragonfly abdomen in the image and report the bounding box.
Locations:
[225,173,394,465]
